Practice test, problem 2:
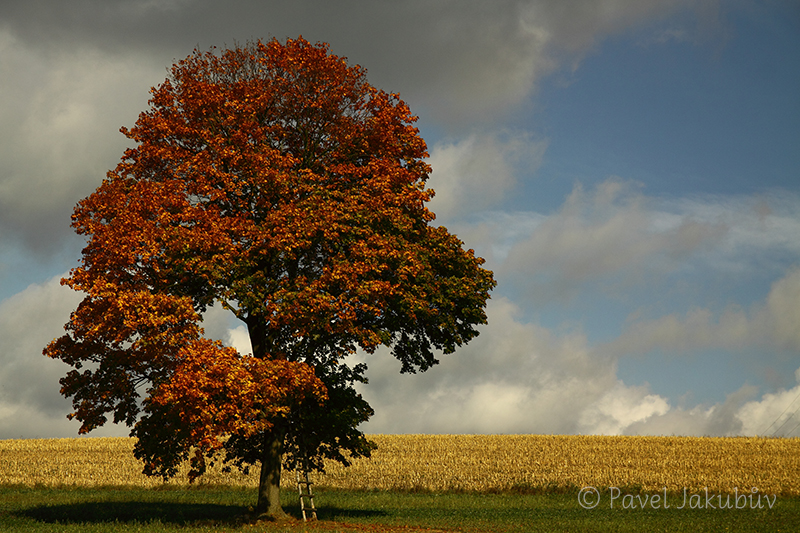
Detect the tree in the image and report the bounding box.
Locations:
[44,37,495,519]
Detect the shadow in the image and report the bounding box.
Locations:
[18,500,388,527]
[313,505,388,520]
[18,501,245,526]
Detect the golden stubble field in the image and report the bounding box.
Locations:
[1,434,799,495]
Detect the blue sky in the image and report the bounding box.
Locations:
[1,0,799,439]
[497,4,800,403]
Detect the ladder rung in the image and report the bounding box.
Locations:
[296,467,317,522]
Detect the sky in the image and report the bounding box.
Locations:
[1,0,799,439]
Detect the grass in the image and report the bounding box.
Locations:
[1,484,799,532]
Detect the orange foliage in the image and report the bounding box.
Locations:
[44,37,494,496]
[141,339,326,481]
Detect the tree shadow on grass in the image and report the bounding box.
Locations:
[312,504,388,520]
[17,500,388,527]
[18,501,245,526]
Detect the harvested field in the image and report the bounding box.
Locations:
[1,434,798,495]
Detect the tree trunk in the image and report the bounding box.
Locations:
[247,316,289,519]
[256,426,287,519]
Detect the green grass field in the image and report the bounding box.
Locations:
[1,484,798,532]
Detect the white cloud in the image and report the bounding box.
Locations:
[346,180,800,436]
[0,275,79,409]
[663,192,800,275]
[738,368,800,437]
[603,267,800,357]
[355,293,769,437]
[227,325,253,356]
[427,131,547,221]
[499,178,728,301]
[0,274,127,437]
[0,275,257,438]
[3,264,795,440]
[0,402,128,439]
[199,305,253,355]
[442,181,800,309]
[622,385,760,437]
[356,297,674,435]
[578,382,670,435]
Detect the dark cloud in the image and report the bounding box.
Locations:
[1,0,557,258]
[2,1,552,126]
[2,0,721,127]
[1,0,720,258]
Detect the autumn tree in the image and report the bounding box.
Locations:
[45,37,495,519]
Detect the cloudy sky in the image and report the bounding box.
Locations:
[1,0,799,439]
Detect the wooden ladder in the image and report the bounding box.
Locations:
[296,467,317,522]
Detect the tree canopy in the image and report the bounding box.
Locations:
[45,37,495,518]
